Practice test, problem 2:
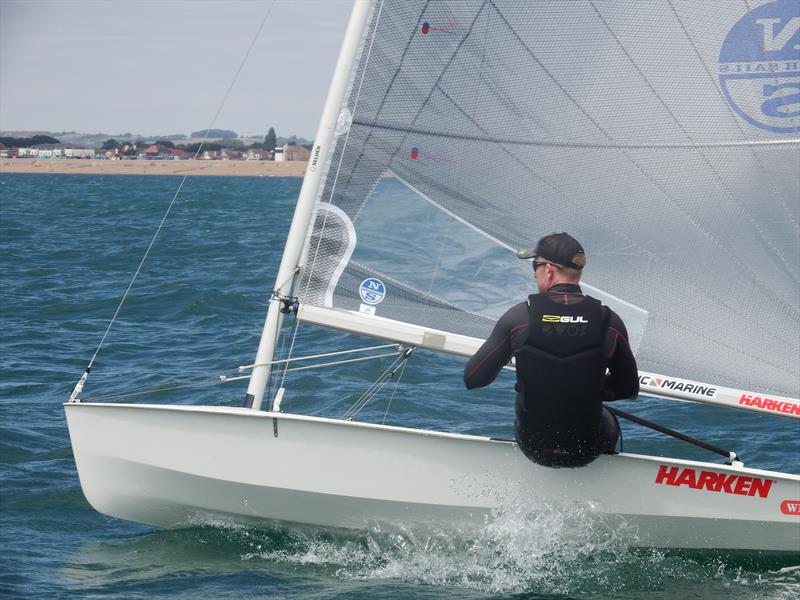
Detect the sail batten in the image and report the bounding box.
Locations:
[353,121,800,148]
[295,0,800,400]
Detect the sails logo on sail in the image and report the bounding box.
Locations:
[655,465,774,498]
[639,375,718,398]
[719,0,800,134]
[359,278,386,305]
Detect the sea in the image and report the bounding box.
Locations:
[1,173,797,600]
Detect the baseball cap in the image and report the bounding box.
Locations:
[516,232,586,270]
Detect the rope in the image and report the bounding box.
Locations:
[69,2,276,402]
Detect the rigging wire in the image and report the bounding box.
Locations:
[239,343,399,371]
[80,378,220,404]
[342,347,413,421]
[382,357,408,424]
[273,312,303,404]
[69,1,276,402]
[79,344,403,403]
[270,1,387,408]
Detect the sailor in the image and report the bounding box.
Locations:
[464,233,639,468]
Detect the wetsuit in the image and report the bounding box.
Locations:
[464,282,639,468]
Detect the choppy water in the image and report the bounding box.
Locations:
[0,174,797,599]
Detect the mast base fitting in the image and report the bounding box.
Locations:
[276,295,299,314]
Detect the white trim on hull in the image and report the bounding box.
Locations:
[65,403,800,552]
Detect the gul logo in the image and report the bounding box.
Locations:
[781,500,800,515]
[639,375,718,398]
[359,277,386,305]
[719,0,800,133]
[739,393,800,416]
[655,465,773,498]
[541,315,589,323]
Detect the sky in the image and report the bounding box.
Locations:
[0,0,354,139]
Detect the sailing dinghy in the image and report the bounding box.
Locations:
[66,0,800,553]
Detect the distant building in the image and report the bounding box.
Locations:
[64,148,94,159]
[140,144,186,160]
[221,149,244,160]
[14,145,93,159]
[246,149,270,161]
[281,142,310,162]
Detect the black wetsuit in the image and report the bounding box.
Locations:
[464,283,639,467]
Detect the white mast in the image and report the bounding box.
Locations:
[245,0,374,410]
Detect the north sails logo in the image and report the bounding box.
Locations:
[739,393,800,416]
[719,0,800,133]
[655,465,773,498]
[639,375,718,398]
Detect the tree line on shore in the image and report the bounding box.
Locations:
[1,127,306,154]
[0,135,61,147]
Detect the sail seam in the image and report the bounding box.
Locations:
[375,1,492,199]
[593,2,799,287]
[412,17,800,341]
[666,0,800,243]
[339,0,435,214]
[350,120,800,149]
[491,0,798,321]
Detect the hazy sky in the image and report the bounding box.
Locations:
[0,0,353,139]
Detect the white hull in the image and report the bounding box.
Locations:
[65,402,800,553]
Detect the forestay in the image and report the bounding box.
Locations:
[295,0,800,400]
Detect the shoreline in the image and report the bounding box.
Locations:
[0,158,307,177]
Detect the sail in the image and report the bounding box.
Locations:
[296,0,800,400]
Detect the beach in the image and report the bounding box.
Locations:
[0,158,307,177]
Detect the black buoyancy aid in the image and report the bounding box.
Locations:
[513,293,610,467]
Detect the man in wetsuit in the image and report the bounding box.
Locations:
[464,233,639,468]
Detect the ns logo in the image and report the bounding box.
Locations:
[719,0,800,133]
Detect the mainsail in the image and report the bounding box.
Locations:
[294,0,799,400]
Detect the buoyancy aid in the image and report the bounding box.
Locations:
[513,293,610,467]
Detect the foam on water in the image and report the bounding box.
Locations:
[175,487,800,597]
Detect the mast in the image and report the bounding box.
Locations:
[245,0,374,410]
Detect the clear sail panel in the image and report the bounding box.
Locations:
[298,0,800,399]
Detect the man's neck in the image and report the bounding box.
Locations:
[547,280,581,291]
[550,279,580,287]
